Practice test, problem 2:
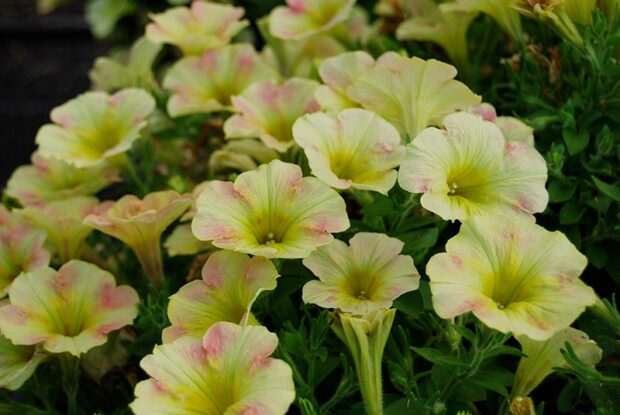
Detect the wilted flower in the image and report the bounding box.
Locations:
[315,51,375,113]
[192,159,350,258]
[17,196,104,262]
[164,43,279,117]
[208,139,279,177]
[348,52,481,139]
[84,191,192,288]
[0,225,50,297]
[269,0,356,40]
[426,216,597,340]
[145,1,248,55]
[303,233,419,314]
[293,109,405,194]
[445,0,524,43]
[90,37,162,93]
[224,79,320,152]
[512,327,602,397]
[163,251,279,342]
[398,112,547,221]
[0,260,139,356]
[0,334,46,390]
[35,89,155,168]
[469,103,535,145]
[6,153,118,207]
[131,322,295,415]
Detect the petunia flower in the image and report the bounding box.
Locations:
[164,43,279,117]
[396,3,478,71]
[6,153,119,207]
[163,250,279,343]
[469,103,535,146]
[302,233,419,314]
[347,52,481,139]
[512,327,602,397]
[130,322,295,415]
[0,334,46,391]
[208,139,279,177]
[0,225,50,297]
[315,51,375,113]
[84,191,192,288]
[145,1,248,55]
[17,196,105,263]
[269,0,356,40]
[293,109,405,194]
[224,79,320,152]
[192,159,350,258]
[164,224,212,257]
[35,89,156,168]
[445,0,524,43]
[398,112,547,221]
[426,216,597,340]
[0,260,139,356]
[563,0,597,25]
[511,0,584,46]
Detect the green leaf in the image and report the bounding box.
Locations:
[592,176,620,201]
[548,179,578,203]
[411,347,470,369]
[468,370,510,398]
[559,202,586,225]
[563,130,590,155]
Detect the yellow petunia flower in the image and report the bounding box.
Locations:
[426,216,597,340]
[163,250,279,343]
[302,233,419,314]
[293,109,405,194]
[269,0,356,40]
[145,1,248,55]
[398,112,547,221]
[131,322,295,415]
[445,0,524,43]
[35,89,155,168]
[511,0,584,46]
[0,260,139,356]
[347,52,481,139]
[0,334,46,391]
[192,159,350,259]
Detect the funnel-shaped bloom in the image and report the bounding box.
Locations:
[396,4,478,70]
[303,233,419,314]
[512,327,602,397]
[511,0,583,46]
[192,160,350,258]
[164,43,279,117]
[294,109,404,194]
[145,1,248,55]
[6,153,118,207]
[17,196,103,262]
[0,260,139,356]
[224,79,320,152]
[469,103,535,146]
[84,191,192,288]
[0,334,46,391]
[35,89,155,167]
[348,52,481,139]
[426,216,597,340]
[131,322,295,415]
[398,112,547,221]
[315,51,375,113]
[0,226,50,297]
[269,0,356,40]
[445,0,524,43]
[163,251,279,342]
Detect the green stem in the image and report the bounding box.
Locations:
[119,154,148,197]
[59,353,80,415]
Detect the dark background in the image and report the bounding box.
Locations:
[0,0,105,184]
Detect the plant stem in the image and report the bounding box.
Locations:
[59,353,80,415]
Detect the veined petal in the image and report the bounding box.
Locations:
[0,334,46,391]
[269,0,356,40]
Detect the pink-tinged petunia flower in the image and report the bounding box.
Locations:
[145,1,248,55]
[347,52,481,139]
[0,260,139,356]
[163,250,279,343]
[164,43,279,117]
[303,233,419,314]
[208,139,280,177]
[35,89,156,168]
[269,0,356,40]
[294,109,404,194]
[443,0,524,43]
[84,191,192,288]
[131,322,295,415]
[398,112,548,221]
[192,159,350,258]
[17,196,105,263]
[6,153,119,207]
[0,206,16,228]
[0,334,46,391]
[0,225,50,297]
[469,103,535,146]
[512,327,602,397]
[315,51,375,113]
[511,0,584,46]
[224,79,320,152]
[426,216,597,340]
